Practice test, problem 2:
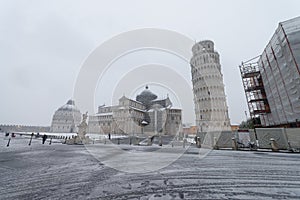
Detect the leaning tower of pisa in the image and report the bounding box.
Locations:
[190,40,231,132]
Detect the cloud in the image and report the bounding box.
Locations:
[0,0,300,125]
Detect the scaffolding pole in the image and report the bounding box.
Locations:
[239,59,270,127]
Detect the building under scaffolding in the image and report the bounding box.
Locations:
[240,16,300,128]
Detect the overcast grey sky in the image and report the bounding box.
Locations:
[0,0,299,126]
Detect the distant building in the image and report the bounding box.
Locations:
[183,124,198,136]
[50,100,82,133]
[190,40,231,132]
[88,86,182,135]
[230,125,239,132]
[240,16,300,128]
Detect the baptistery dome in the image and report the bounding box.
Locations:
[50,99,82,133]
[57,100,80,112]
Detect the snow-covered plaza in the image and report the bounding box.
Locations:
[1,135,300,200]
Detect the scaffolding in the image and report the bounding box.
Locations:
[240,59,270,127]
[240,16,300,128]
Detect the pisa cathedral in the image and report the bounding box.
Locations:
[88,86,182,136]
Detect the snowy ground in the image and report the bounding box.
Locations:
[1,134,300,199]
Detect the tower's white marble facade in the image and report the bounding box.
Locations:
[190,40,231,132]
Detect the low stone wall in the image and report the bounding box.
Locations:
[256,128,289,149]
[197,128,300,150]
[248,129,256,143]
[286,128,300,149]
[236,131,251,146]
[197,131,233,149]
[255,128,300,150]
[216,131,234,148]
[0,125,50,133]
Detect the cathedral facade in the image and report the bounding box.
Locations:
[88,86,182,136]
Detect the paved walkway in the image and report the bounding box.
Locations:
[1,136,300,199]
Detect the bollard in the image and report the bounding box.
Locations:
[213,136,219,150]
[232,137,238,150]
[270,138,279,152]
[6,138,11,147]
[147,137,152,146]
[159,136,162,147]
[49,138,52,145]
[28,133,34,146]
[195,137,201,148]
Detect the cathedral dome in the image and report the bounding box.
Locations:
[136,86,158,104]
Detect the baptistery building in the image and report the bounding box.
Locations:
[88,86,182,136]
[50,100,82,133]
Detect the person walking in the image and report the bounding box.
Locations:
[42,134,47,144]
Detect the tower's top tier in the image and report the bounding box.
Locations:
[192,40,214,54]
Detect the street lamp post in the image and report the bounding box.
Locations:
[153,106,162,146]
